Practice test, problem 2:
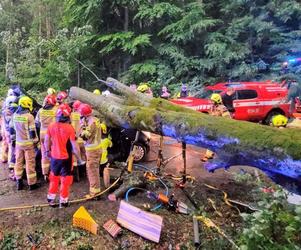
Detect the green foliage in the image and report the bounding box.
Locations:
[232,171,255,185]
[62,229,88,247]
[159,2,219,43]
[77,243,94,250]
[97,32,151,55]
[239,190,301,249]
[0,0,301,93]
[134,2,182,25]
[0,233,19,250]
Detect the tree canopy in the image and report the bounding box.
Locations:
[0,0,300,95]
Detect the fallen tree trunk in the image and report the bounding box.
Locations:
[69,85,301,182]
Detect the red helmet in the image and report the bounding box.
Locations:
[56,103,72,117]
[57,91,68,102]
[44,94,57,106]
[79,104,92,117]
[72,100,82,111]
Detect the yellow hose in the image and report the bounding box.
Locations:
[0,177,120,212]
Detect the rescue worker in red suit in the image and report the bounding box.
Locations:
[11,96,40,190]
[35,94,57,181]
[45,104,81,207]
[79,104,102,198]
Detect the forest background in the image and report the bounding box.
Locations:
[0,0,300,96]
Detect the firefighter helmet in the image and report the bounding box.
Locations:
[93,89,101,95]
[47,88,56,95]
[56,103,72,117]
[137,84,150,93]
[44,94,57,106]
[7,89,15,97]
[79,104,93,117]
[18,96,33,111]
[5,96,18,108]
[210,93,222,104]
[271,114,288,127]
[57,91,68,102]
[72,100,82,111]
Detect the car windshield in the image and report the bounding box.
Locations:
[195,89,223,98]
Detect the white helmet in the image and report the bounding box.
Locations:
[7,89,15,97]
[5,96,18,107]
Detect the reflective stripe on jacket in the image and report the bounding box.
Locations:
[71,111,81,138]
[81,116,102,151]
[13,112,36,146]
[36,107,57,135]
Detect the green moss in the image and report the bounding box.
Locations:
[124,105,301,159]
[124,106,158,131]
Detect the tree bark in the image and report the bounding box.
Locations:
[69,85,301,181]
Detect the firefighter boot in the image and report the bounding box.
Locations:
[17,179,24,190]
[29,183,41,191]
[47,198,57,208]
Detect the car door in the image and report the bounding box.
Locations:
[233,89,262,121]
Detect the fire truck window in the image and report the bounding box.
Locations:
[236,90,258,99]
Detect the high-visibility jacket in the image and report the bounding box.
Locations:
[13,112,37,146]
[99,137,113,164]
[80,116,101,151]
[71,111,82,141]
[35,106,57,136]
[3,109,13,133]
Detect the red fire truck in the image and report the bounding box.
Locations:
[171,81,291,124]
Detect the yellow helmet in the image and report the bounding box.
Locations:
[210,93,222,104]
[93,89,101,95]
[137,84,149,93]
[18,96,33,111]
[47,88,56,95]
[100,122,107,134]
[271,114,288,127]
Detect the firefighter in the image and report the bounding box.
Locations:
[137,83,153,97]
[284,79,301,114]
[93,89,101,95]
[201,94,231,162]
[271,114,288,128]
[79,104,102,198]
[45,104,82,207]
[71,100,86,165]
[222,87,235,116]
[99,123,113,176]
[7,100,19,180]
[176,84,189,98]
[1,96,17,163]
[57,91,68,105]
[2,96,18,167]
[35,94,57,181]
[12,96,39,190]
[1,90,19,163]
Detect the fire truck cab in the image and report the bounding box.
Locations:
[171,81,291,124]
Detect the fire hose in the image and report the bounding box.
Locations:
[0,177,120,212]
